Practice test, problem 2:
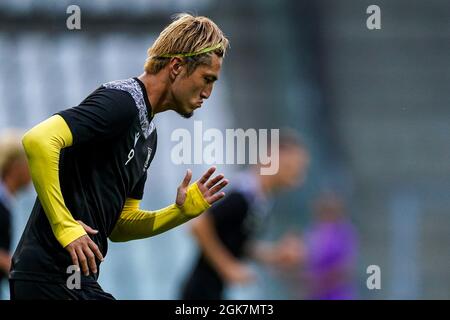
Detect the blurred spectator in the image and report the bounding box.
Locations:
[298,193,359,300]
[180,130,310,299]
[0,129,31,298]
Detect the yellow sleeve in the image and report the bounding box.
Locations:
[109,183,210,242]
[22,115,86,248]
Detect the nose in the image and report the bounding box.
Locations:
[200,84,213,99]
[200,90,210,100]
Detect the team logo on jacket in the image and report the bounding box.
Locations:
[143,147,152,171]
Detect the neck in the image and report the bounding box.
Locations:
[137,72,174,116]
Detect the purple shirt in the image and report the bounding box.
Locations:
[303,220,358,300]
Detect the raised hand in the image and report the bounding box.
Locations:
[176,166,228,207]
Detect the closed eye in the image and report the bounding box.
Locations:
[204,76,218,84]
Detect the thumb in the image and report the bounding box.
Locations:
[77,220,98,235]
[180,169,192,188]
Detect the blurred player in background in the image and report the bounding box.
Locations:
[0,129,31,299]
[9,13,229,300]
[180,130,310,299]
[288,193,358,300]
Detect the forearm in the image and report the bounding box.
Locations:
[110,183,210,242]
[249,235,305,268]
[192,214,239,276]
[22,115,86,247]
[247,241,277,264]
[109,203,189,242]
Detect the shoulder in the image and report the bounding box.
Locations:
[102,78,154,138]
[84,79,142,115]
[61,79,142,125]
[101,78,145,113]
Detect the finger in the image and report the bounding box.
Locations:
[198,166,216,185]
[205,174,224,189]
[88,240,104,262]
[77,220,99,235]
[83,244,97,274]
[206,191,226,205]
[208,179,228,195]
[180,169,192,188]
[68,247,79,269]
[75,246,89,276]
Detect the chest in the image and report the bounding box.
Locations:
[120,120,157,174]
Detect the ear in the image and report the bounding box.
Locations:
[169,57,184,80]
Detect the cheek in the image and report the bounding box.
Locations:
[180,82,201,99]
[173,78,189,94]
[191,77,206,94]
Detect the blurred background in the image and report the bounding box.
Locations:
[0,0,449,299]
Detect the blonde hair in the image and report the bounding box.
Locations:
[0,129,26,179]
[144,13,229,75]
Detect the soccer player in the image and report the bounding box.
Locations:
[9,13,229,300]
[180,131,310,300]
[0,130,31,299]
